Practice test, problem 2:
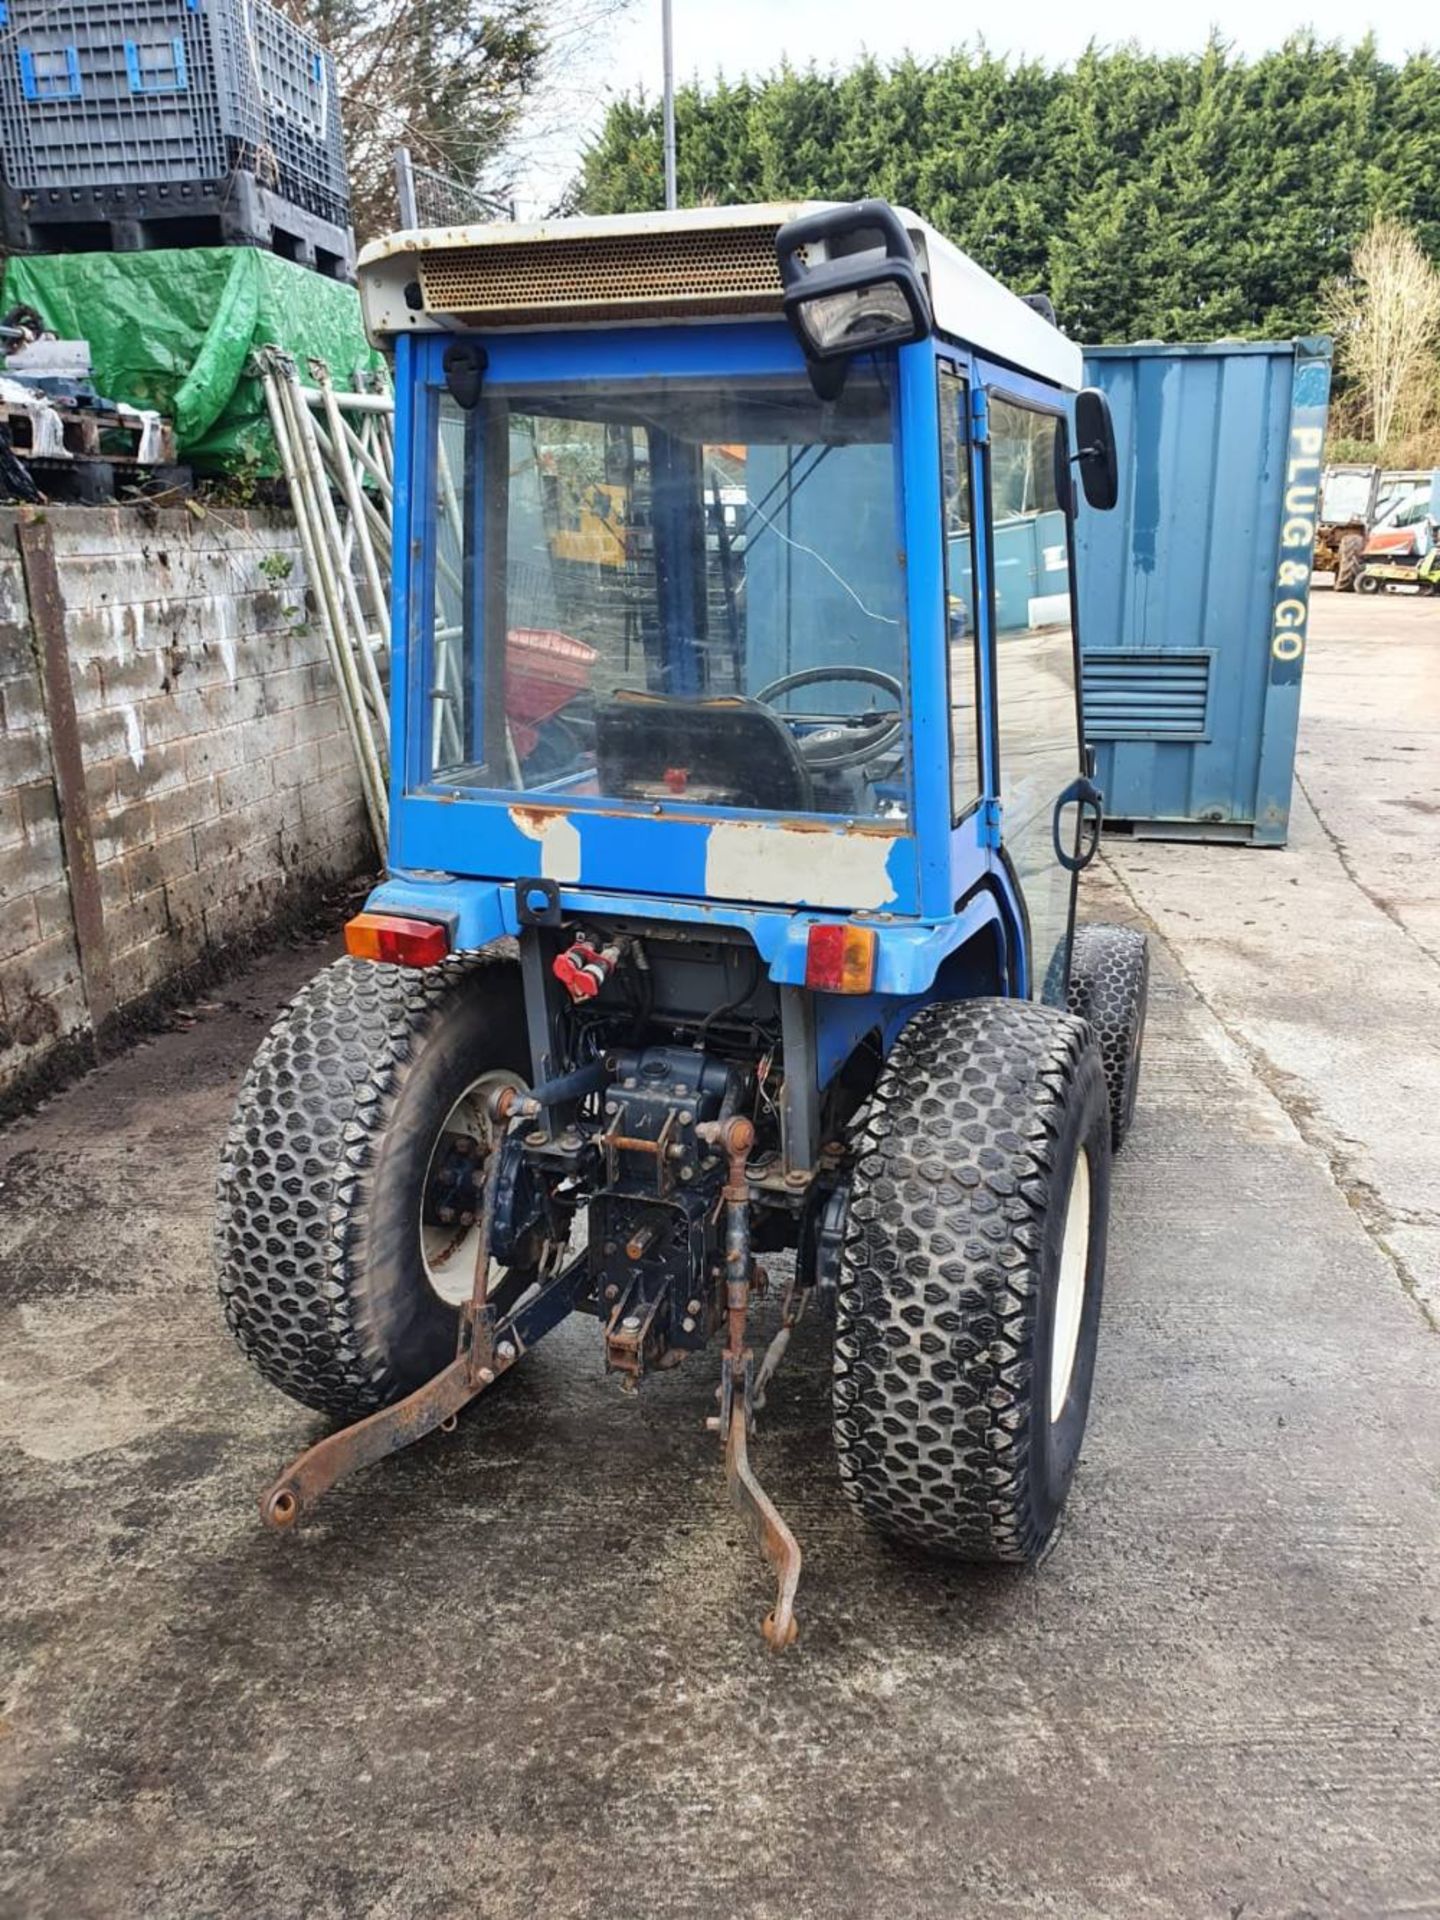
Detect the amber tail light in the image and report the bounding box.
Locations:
[344,912,450,967]
[804,923,877,994]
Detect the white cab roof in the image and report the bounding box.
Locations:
[358,201,1084,392]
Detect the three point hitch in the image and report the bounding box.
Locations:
[258,1087,807,1648]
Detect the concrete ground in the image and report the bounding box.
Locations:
[2,594,1439,1919]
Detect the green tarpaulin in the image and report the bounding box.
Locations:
[2,247,384,472]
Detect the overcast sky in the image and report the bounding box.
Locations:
[511,0,1421,211]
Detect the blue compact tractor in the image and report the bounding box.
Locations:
[216,199,1150,1645]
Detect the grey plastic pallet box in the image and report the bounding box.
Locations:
[0,0,353,277]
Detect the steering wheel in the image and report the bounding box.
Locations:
[754,666,904,772]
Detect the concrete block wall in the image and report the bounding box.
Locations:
[0,538,85,1084]
[0,505,372,1105]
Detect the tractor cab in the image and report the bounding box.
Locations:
[358,200,1117,997]
[218,201,1146,1649]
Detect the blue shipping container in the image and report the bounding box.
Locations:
[1075,338,1332,845]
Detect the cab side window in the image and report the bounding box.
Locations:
[938,365,980,820]
[987,396,1082,1002]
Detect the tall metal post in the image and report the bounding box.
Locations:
[394,147,418,228]
[661,0,677,210]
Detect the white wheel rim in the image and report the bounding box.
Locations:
[420,1069,526,1306]
[1049,1147,1091,1423]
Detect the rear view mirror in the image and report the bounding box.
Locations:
[1074,387,1118,511]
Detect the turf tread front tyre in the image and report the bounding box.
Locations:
[1067,923,1149,1150]
[834,998,1110,1564]
[215,953,525,1419]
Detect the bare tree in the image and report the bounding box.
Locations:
[287,0,635,239]
[1323,217,1440,452]
[488,0,640,215]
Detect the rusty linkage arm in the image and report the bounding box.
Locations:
[262,1091,805,1653]
[260,1086,580,1532]
[702,1114,803,1649]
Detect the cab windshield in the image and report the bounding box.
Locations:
[423,367,908,820]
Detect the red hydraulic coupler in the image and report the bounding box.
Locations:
[553,936,621,1002]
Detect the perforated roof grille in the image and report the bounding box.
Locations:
[416,225,787,322]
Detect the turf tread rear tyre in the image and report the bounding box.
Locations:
[833,998,1110,1563]
[215,953,525,1419]
[1067,923,1149,1150]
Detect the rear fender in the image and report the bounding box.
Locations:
[812,889,1010,1090]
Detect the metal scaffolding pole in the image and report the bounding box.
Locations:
[258,355,389,854]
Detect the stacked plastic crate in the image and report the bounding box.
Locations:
[0,0,353,278]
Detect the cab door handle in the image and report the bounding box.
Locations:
[1052,776,1104,873]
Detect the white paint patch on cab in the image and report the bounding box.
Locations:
[705,821,897,910]
[509,807,581,883]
